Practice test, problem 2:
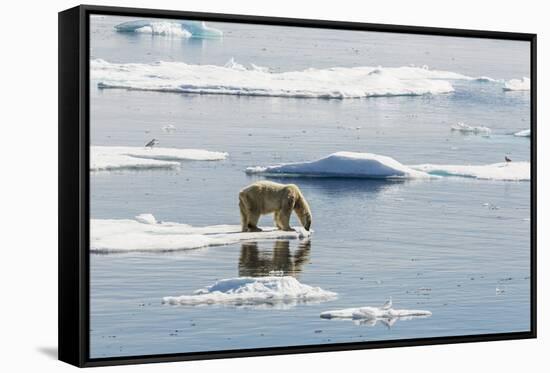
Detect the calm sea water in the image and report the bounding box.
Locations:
[89,15,531,358]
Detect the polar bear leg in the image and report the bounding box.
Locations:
[274,211,285,230]
[239,194,262,232]
[239,199,249,232]
[247,211,262,232]
[277,197,295,231]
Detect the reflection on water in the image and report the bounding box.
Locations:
[257,176,407,197]
[239,240,311,277]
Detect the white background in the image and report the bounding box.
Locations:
[1,0,546,371]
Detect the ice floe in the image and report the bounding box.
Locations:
[163,276,337,308]
[161,124,177,132]
[135,22,192,37]
[513,129,531,137]
[320,299,431,324]
[412,162,530,181]
[247,152,530,181]
[90,214,311,253]
[503,77,530,91]
[451,122,491,135]
[246,152,432,179]
[114,20,223,38]
[91,146,227,171]
[90,59,482,99]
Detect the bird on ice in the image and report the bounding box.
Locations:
[505,156,512,163]
[145,139,159,148]
[380,297,392,310]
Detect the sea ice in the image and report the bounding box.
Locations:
[91,59,480,99]
[90,214,312,253]
[320,300,432,322]
[513,129,531,137]
[245,152,432,179]
[163,276,337,308]
[451,122,491,134]
[247,152,530,182]
[114,20,223,38]
[135,22,193,37]
[91,146,227,171]
[503,77,530,91]
[411,162,530,181]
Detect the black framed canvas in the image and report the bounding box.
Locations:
[58,4,537,367]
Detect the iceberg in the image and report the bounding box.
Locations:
[90,214,311,253]
[503,77,530,91]
[245,152,432,179]
[412,162,530,181]
[513,129,531,137]
[114,20,222,38]
[179,20,223,38]
[91,146,227,171]
[320,300,431,323]
[90,59,480,99]
[163,276,337,308]
[451,122,491,134]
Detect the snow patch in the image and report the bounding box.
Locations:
[90,59,476,99]
[163,276,336,308]
[90,214,311,253]
[91,146,227,171]
[246,152,432,179]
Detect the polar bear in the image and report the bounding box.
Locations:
[239,181,312,232]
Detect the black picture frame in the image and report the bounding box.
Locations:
[58,4,537,368]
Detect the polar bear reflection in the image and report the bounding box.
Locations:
[239,240,311,277]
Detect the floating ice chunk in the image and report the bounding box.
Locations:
[135,22,192,37]
[247,152,530,181]
[503,77,530,91]
[134,213,157,225]
[163,276,336,308]
[320,300,431,322]
[513,129,531,137]
[90,59,472,99]
[451,122,491,134]
[246,152,432,179]
[90,146,227,171]
[180,21,223,38]
[411,162,530,181]
[90,214,311,253]
[114,20,222,38]
[224,57,247,71]
[162,124,177,132]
